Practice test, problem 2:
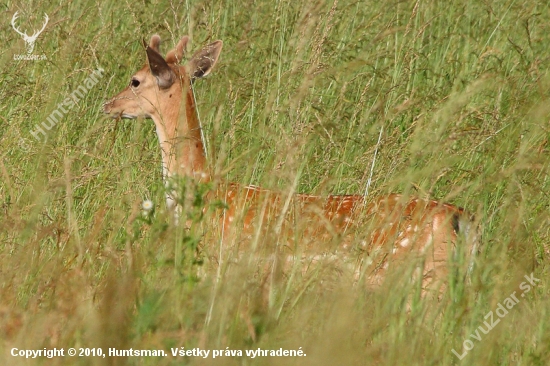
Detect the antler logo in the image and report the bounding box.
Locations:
[11,11,49,55]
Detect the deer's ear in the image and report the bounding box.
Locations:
[146,46,175,89]
[188,40,223,80]
[166,36,189,64]
[149,34,161,53]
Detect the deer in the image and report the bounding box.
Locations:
[103,34,479,293]
[11,12,49,55]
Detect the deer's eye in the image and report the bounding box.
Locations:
[130,78,140,88]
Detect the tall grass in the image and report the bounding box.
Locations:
[1,0,549,365]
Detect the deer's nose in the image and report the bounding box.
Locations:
[102,101,118,117]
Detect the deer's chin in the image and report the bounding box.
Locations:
[121,113,138,119]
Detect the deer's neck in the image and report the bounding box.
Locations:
[151,81,209,185]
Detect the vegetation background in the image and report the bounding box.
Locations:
[1,0,549,364]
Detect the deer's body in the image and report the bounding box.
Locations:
[104,35,478,289]
[217,182,474,285]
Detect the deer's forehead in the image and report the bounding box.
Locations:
[133,66,154,79]
[133,64,186,79]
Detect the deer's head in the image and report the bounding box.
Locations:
[103,35,223,122]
